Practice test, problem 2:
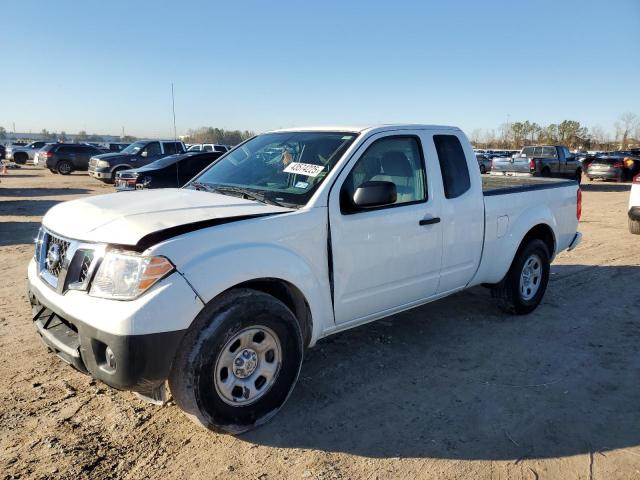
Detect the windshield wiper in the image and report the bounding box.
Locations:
[189,181,215,192]
[211,186,284,207]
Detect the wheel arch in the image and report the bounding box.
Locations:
[520,223,556,259]
[226,278,313,348]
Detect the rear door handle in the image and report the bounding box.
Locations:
[419,217,441,226]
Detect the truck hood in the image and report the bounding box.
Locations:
[42,188,293,247]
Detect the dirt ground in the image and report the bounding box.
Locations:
[1,167,639,480]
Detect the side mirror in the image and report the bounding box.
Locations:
[140,151,148,158]
[352,180,397,208]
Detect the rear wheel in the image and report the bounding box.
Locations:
[14,152,28,165]
[56,160,73,175]
[169,289,304,434]
[630,218,640,235]
[491,239,550,315]
[541,167,551,177]
[480,164,486,174]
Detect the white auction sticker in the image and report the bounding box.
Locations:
[283,162,325,177]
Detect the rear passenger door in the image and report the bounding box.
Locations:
[329,133,443,325]
[429,133,484,294]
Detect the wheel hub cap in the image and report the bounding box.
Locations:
[520,254,542,301]
[233,349,258,378]
[213,326,282,406]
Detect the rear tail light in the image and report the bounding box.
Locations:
[576,188,582,221]
[529,158,535,171]
[45,151,54,158]
[633,173,640,184]
[612,161,624,168]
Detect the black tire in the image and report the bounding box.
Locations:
[107,167,127,184]
[49,169,59,174]
[491,239,550,315]
[169,288,304,434]
[14,153,28,165]
[541,167,551,177]
[630,218,640,235]
[574,169,582,184]
[56,160,73,175]
[480,164,486,174]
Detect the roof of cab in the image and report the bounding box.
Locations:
[269,124,461,135]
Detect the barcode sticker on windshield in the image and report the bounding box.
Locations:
[283,162,325,177]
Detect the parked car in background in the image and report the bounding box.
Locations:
[28,124,582,433]
[5,141,48,164]
[115,151,223,190]
[585,153,640,182]
[88,140,186,183]
[42,143,107,174]
[629,173,640,234]
[476,153,491,174]
[491,145,582,181]
[186,143,231,153]
[0,144,5,159]
[33,143,56,166]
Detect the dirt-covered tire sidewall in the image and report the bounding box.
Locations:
[493,239,550,315]
[169,289,303,434]
[629,218,640,235]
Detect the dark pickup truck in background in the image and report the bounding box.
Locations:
[88,140,186,183]
[490,145,582,182]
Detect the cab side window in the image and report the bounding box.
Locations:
[342,136,427,213]
[163,142,180,155]
[144,142,161,156]
[434,134,470,199]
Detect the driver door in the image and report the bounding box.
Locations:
[328,133,443,325]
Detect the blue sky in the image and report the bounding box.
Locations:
[2,0,639,138]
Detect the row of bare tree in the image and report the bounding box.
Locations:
[470,112,639,150]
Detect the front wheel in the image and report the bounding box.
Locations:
[169,289,304,434]
[630,218,640,235]
[491,239,550,315]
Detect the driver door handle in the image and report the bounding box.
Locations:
[419,217,441,226]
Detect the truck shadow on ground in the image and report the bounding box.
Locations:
[0,221,42,245]
[0,200,63,217]
[245,264,640,460]
[0,187,91,197]
[581,182,631,192]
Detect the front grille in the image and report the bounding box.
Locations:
[45,235,70,278]
[36,229,100,293]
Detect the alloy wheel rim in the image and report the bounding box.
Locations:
[214,326,282,406]
[520,253,542,301]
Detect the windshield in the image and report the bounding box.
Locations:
[120,141,147,155]
[188,131,358,208]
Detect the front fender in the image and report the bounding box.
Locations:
[179,243,332,345]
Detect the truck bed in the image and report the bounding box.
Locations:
[482,176,576,196]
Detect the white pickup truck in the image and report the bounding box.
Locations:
[28,125,582,433]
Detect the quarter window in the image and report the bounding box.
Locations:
[434,135,470,199]
[163,142,180,155]
[342,136,427,212]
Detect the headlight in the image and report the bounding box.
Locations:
[96,160,110,168]
[89,250,174,300]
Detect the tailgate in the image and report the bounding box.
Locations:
[491,156,530,173]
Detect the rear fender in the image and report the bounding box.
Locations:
[470,204,557,286]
